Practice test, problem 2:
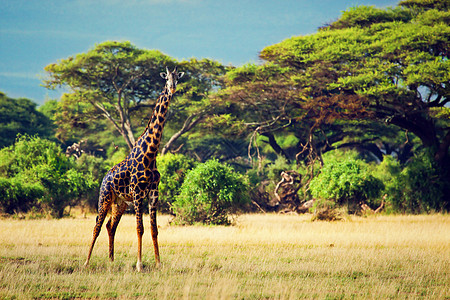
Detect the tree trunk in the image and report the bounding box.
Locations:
[261,132,290,162]
[161,113,204,155]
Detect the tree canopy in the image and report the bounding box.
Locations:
[259,2,450,164]
[0,92,53,148]
[216,0,449,208]
[44,42,228,156]
[44,41,176,150]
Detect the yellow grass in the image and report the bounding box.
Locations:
[0,213,449,299]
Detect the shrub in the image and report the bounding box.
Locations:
[74,154,108,211]
[383,153,446,213]
[0,135,95,217]
[172,159,249,225]
[310,153,384,213]
[371,153,447,214]
[0,177,44,214]
[310,199,342,221]
[157,153,197,213]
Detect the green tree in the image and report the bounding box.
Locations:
[221,1,449,208]
[44,41,176,150]
[44,42,228,157]
[261,2,449,163]
[0,92,54,148]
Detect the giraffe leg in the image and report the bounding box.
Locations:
[133,195,144,272]
[84,193,112,267]
[106,201,128,262]
[149,189,161,268]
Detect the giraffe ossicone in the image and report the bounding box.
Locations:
[84,67,184,271]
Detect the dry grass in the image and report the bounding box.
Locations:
[0,213,449,299]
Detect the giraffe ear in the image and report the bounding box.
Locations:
[160,72,167,79]
[177,72,184,79]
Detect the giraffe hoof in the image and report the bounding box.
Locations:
[136,262,143,272]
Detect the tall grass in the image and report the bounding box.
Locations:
[0,213,449,299]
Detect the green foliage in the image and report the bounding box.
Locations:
[156,153,197,213]
[375,153,447,213]
[44,42,228,156]
[0,177,44,215]
[172,159,249,225]
[44,41,177,149]
[327,6,413,30]
[251,1,450,210]
[399,0,450,11]
[310,151,384,212]
[259,2,450,153]
[0,135,96,217]
[0,92,54,148]
[72,154,109,211]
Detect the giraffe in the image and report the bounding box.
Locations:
[84,66,184,272]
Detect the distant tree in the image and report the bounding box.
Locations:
[0,92,54,148]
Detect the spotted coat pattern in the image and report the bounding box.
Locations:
[84,67,184,271]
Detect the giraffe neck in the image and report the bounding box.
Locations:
[144,86,173,149]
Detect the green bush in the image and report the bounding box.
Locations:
[310,199,342,221]
[380,154,446,213]
[157,153,197,213]
[371,153,448,214]
[310,153,384,213]
[74,154,108,211]
[172,159,249,225]
[0,177,44,214]
[0,135,96,217]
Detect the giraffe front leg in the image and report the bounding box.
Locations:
[149,188,160,268]
[133,195,144,272]
[106,201,128,262]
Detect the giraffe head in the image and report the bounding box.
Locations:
[160,67,184,96]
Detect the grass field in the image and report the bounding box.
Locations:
[0,213,449,299]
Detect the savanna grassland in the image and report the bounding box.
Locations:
[0,213,449,299]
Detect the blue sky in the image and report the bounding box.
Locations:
[0,0,398,105]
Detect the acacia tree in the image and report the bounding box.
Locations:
[44,41,176,150]
[219,0,449,208]
[217,61,386,165]
[260,1,449,165]
[44,42,227,155]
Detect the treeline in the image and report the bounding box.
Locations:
[1,0,449,220]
